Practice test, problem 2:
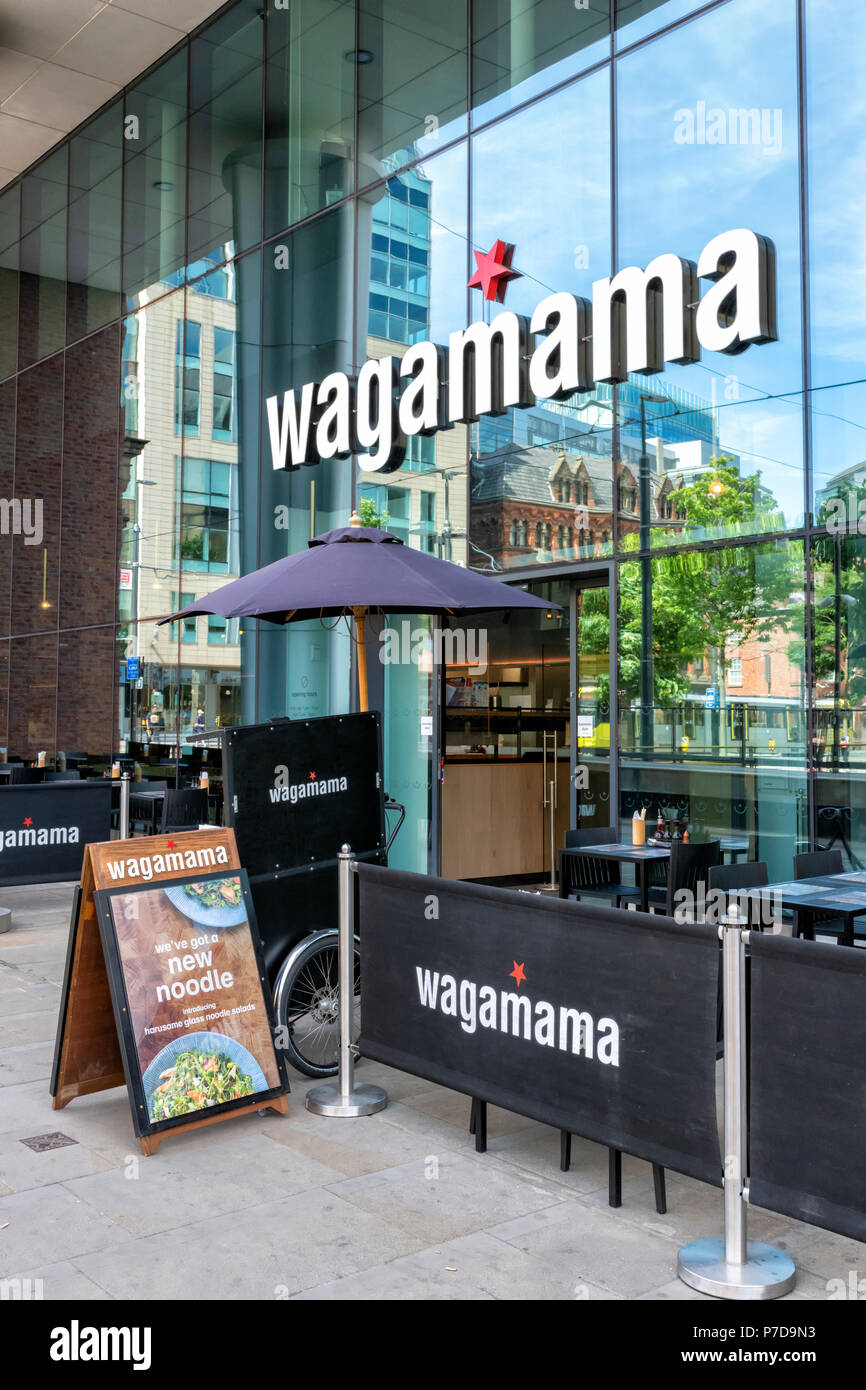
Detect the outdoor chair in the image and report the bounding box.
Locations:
[8,767,44,784]
[129,780,169,837]
[793,848,847,943]
[44,769,81,781]
[160,788,209,834]
[560,826,641,909]
[707,860,769,929]
[647,839,721,919]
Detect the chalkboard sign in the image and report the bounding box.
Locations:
[51,828,289,1155]
[95,869,287,1144]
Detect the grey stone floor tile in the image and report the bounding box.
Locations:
[0,1184,133,1268]
[0,1260,114,1300]
[0,983,60,1016]
[0,1008,59,1048]
[0,1130,113,1192]
[325,1149,565,1244]
[73,1187,425,1299]
[402,1088,537,1139]
[488,1199,683,1298]
[290,1230,620,1301]
[0,1039,55,1086]
[63,1130,346,1236]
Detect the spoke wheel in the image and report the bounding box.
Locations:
[275,935,361,1077]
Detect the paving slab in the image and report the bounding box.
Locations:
[0,1183,133,1269]
[488,1199,685,1299]
[326,1149,565,1244]
[73,1187,426,1300]
[290,1230,620,1301]
[63,1130,347,1236]
[0,1260,114,1301]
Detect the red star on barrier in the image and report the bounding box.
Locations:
[23,816,32,827]
[509,960,526,988]
[468,240,521,302]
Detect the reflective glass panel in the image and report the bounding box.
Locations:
[264,0,355,238]
[188,0,263,268]
[12,355,62,634]
[123,50,188,306]
[19,148,67,368]
[616,0,804,549]
[472,0,609,125]
[358,0,468,176]
[0,184,20,381]
[470,70,613,570]
[68,105,123,342]
[617,538,808,878]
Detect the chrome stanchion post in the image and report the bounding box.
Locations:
[306,845,388,1118]
[678,909,796,1299]
[119,772,131,840]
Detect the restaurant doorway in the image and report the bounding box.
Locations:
[440,572,613,883]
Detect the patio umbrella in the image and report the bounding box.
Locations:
[160,513,558,710]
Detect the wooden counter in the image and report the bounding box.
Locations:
[441,759,571,880]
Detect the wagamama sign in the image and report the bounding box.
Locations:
[266,227,776,476]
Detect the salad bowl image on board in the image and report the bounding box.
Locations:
[163,875,247,930]
[142,1031,268,1123]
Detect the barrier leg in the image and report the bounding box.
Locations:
[560,1130,571,1173]
[119,773,130,840]
[306,845,388,1119]
[677,918,795,1299]
[608,1149,622,1207]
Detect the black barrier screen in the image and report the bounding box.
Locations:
[358,866,722,1185]
[0,782,111,885]
[749,932,866,1242]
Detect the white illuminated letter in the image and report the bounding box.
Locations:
[696,229,777,355]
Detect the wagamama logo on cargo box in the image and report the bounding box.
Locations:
[269,764,349,805]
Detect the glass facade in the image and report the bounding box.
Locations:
[0,0,861,876]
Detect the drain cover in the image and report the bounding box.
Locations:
[19,1132,77,1152]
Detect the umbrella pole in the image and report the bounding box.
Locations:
[353,607,369,712]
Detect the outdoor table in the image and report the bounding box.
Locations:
[129,789,165,836]
[748,871,866,947]
[560,842,670,913]
[561,835,750,913]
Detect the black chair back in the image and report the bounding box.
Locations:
[44,769,81,781]
[138,779,168,792]
[9,767,44,784]
[666,839,721,916]
[708,860,769,927]
[563,826,618,893]
[160,789,209,833]
[794,849,843,879]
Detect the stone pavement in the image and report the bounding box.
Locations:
[0,881,860,1301]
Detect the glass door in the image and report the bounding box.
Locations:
[571,580,613,838]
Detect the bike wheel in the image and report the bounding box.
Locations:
[274,934,361,1078]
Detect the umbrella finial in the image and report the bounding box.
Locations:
[349,510,362,528]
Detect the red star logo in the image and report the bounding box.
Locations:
[509,961,526,988]
[23,817,32,828]
[167,839,175,849]
[309,771,316,780]
[468,240,521,302]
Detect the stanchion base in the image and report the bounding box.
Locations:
[305,1082,388,1118]
[678,1238,796,1300]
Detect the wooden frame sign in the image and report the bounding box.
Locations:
[51,829,289,1154]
